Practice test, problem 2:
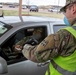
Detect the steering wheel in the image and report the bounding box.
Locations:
[25,38,39,45]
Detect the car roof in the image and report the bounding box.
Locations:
[0,16,63,23]
[0,16,64,27]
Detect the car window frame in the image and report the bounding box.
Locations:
[0,25,48,65]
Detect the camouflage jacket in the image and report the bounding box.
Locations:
[16,36,30,46]
[22,29,76,63]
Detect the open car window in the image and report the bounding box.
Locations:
[0,26,47,65]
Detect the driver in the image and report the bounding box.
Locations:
[14,28,43,51]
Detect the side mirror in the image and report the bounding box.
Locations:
[0,56,8,74]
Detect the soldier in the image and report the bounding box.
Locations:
[15,28,43,51]
[16,0,76,75]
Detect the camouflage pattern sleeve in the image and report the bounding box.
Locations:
[56,29,76,56]
[22,34,59,63]
[16,36,30,46]
[22,29,76,63]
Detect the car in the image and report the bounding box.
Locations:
[0,4,3,8]
[9,5,15,8]
[0,16,69,75]
[30,5,38,12]
[22,6,27,9]
[48,8,60,13]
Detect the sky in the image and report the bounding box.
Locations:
[0,0,66,6]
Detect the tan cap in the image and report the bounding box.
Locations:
[60,0,76,12]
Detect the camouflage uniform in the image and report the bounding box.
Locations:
[22,29,76,62]
[22,28,76,75]
[21,0,76,75]
[15,28,43,49]
[16,37,30,46]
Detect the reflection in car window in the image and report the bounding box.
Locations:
[0,21,12,37]
[53,25,66,33]
[53,25,76,33]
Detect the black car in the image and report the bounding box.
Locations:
[9,5,15,8]
[30,5,38,12]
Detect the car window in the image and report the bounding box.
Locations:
[53,25,76,33]
[0,22,7,33]
[53,24,66,33]
[0,22,12,37]
[0,26,47,65]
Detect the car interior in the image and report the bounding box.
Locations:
[0,26,47,65]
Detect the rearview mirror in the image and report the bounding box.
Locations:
[0,56,8,74]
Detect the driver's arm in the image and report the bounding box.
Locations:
[15,37,30,46]
[14,36,30,50]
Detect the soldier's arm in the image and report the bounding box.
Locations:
[22,29,76,63]
[22,33,60,63]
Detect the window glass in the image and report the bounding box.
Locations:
[53,25,76,33]
[0,22,12,37]
[53,25,66,33]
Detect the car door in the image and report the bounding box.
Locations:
[0,25,48,75]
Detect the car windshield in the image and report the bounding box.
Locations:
[0,21,12,37]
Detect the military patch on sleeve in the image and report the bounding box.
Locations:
[41,40,48,47]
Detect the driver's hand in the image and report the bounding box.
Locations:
[15,45,22,51]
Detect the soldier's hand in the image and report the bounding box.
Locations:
[15,45,22,51]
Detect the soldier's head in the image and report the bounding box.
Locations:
[60,0,76,25]
[60,0,76,12]
[33,28,43,35]
[32,28,43,41]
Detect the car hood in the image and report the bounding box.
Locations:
[0,16,64,24]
